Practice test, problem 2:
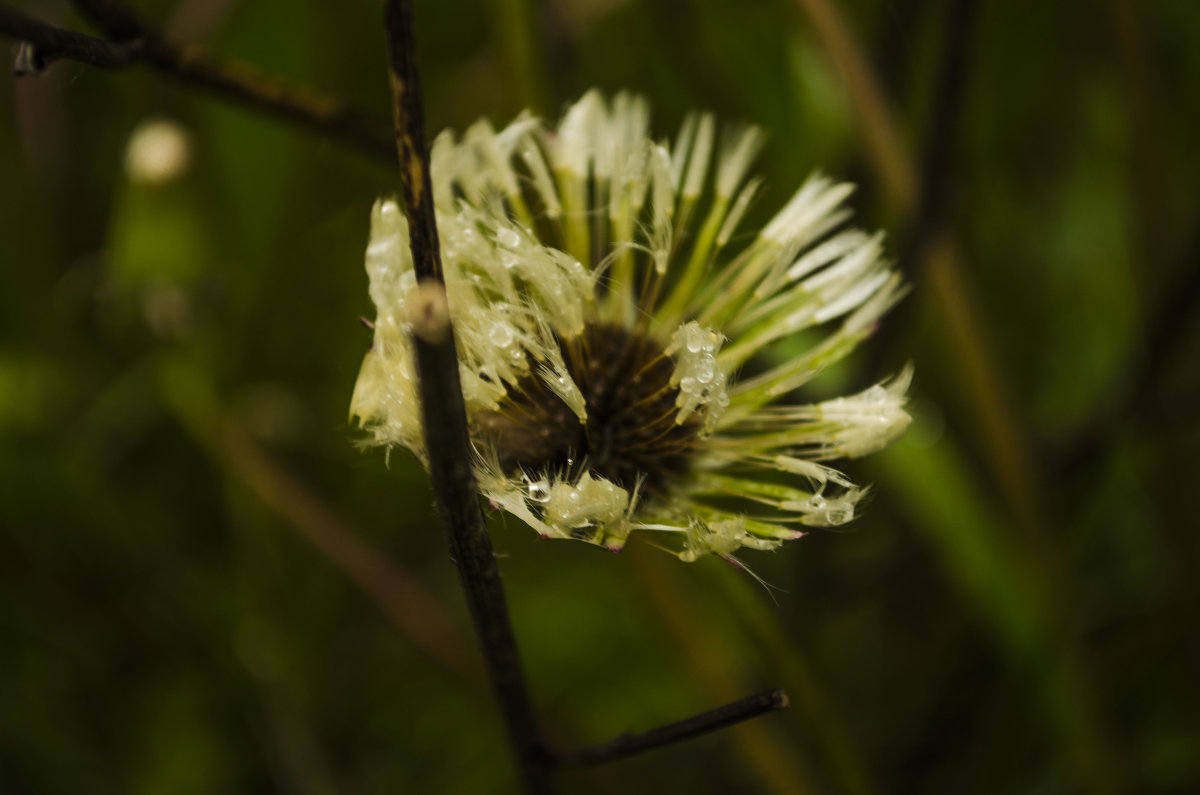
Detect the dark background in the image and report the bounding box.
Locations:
[2,0,1197,793]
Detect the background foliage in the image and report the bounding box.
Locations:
[2,0,1198,793]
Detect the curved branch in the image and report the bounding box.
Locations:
[1,6,135,72]
[0,3,393,159]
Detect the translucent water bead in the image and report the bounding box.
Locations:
[544,473,630,529]
[666,321,729,429]
[526,478,552,503]
[802,492,857,526]
[489,321,515,348]
[495,226,522,250]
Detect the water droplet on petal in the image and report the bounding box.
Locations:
[497,228,521,249]
[490,322,514,347]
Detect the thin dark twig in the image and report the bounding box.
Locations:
[381,1,551,793]
[141,40,393,157]
[69,0,144,41]
[868,0,977,398]
[1051,0,1197,473]
[0,2,392,158]
[1054,214,1200,472]
[558,688,790,769]
[897,0,977,273]
[1,6,134,72]
[872,3,1125,789]
[871,0,978,372]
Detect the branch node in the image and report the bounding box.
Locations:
[409,278,451,344]
[12,40,44,76]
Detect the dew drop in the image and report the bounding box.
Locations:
[497,228,521,249]
[489,322,514,347]
[863,385,887,403]
[528,481,551,503]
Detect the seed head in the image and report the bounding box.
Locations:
[351,90,911,564]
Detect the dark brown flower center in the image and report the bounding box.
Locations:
[475,323,704,496]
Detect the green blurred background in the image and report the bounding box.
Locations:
[2,0,1198,793]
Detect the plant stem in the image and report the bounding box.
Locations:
[381,1,551,792]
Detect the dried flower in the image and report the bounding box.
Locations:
[351,90,910,564]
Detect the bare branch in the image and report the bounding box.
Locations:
[559,688,790,769]
[1,6,135,72]
[0,3,392,158]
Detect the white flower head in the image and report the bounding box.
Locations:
[351,90,911,564]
